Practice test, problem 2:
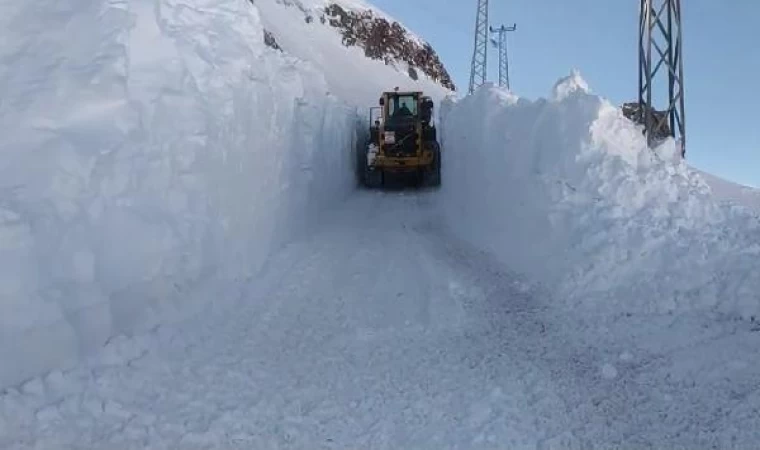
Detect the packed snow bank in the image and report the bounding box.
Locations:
[440,73,760,319]
[0,0,359,388]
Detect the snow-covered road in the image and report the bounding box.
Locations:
[3,191,760,449]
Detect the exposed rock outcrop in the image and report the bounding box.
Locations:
[263,29,282,51]
[323,3,455,91]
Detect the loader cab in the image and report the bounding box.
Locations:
[378,91,432,123]
[378,92,434,124]
[385,94,418,120]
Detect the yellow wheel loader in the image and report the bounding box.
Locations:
[358,89,441,188]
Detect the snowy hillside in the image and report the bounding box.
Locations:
[0,0,452,388]
[440,72,760,320]
[696,169,760,213]
[255,0,454,106]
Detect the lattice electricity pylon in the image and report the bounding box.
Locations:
[468,0,489,94]
[489,24,516,90]
[638,0,686,157]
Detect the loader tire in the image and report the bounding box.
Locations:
[365,168,383,188]
[356,140,368,186]
[426,143,441,188]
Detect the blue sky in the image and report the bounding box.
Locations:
[370,0,760,187]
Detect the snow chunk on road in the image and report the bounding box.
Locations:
[620,351,634,362]
[601,363,618,380]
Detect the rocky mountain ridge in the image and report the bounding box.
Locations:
[261,0,456,91]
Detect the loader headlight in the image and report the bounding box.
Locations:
[383,131,395,144]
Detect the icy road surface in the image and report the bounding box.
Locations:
[3,191,760,449]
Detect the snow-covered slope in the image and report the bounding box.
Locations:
[696,169,760,213]
[0,0,453,389]
[440,72,760,320]
[255,0,453,106]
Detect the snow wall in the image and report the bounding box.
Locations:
[0,0,359,388]
[440,72,760,320]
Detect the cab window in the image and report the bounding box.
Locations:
[389,95,418,117]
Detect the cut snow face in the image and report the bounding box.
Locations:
[440,73,760,320]
[0,0,368,388]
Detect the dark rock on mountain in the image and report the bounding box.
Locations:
[263,29,282,51]
[322,3,456,91]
